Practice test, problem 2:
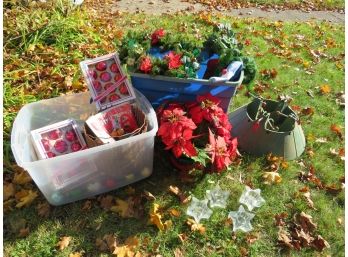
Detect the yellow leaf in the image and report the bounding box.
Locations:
[13,169,32,185]
[111,199,129,218]
[263,172,282,185]
[124,236,139,249]
[69,252,83,257]
[113,245,134,257]
[164,220,173,230]
[320,84,331,94]
[302,60,310,68]
[186,218,206,234]
[169,209,181,217]
[150,212,165,231]
[57,236,71,251]
[15,190,38,208]
[4,183,15,200]
[27,44,35,52]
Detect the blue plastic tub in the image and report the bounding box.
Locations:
[129,49,244,112]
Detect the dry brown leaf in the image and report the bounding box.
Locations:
[168,185,191,204]
[262,172,282,185]
[301,107,315,116]
[186,218,206,234]
[169,209,181,217]
[99,195,114,210]
[302,192,315,209]
[294,212,317,233]
[96,238,108,252]
[57,236,72,251]
[143,190,156,201]
[319,84,331,94]
[124,236,139,249]
[4,183,15,201]
[104,234,117,253]
[311,235,330,252]
[81,200,92,211]
[15,190,38,208]
[178,233,188,243]
[275,212,288,227]
[330,124,343,140]
[13,169,32,185]
[174,248,184,257]
[37,201,50,218]
[246,232,260,244]
[18,227,30,238]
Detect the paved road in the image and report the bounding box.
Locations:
[112,0,345,24]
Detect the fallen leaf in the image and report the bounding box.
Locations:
[13,169,32,185]
[18,227,30,237]
[239,246,248,257]
[82,200,92,211]
[315,137,327,143]
[104,234,117,253]
[96,238,108,252]
[178,233,188,243]
[311,235,330,252]
[111,198,130,218]
[319,84,331,94]
[186,218,206,234]
[143,190,156,201]
[15,190,38,208]
[69,252,83,257]
[37,201,50,218]
[329,148,345,161]
[262,172,282,184]
[98,195,114,210]
[174,248,184,257]
[294,212,317,233]
[124,236,139,249]
[57,236,71,251]
[275,212,288,227]
[149,203,165,231]
[169,209,181,217]
[302,191,315,209]
[330,124,343,140]
[301,107,314,116]
[246,232,260,244]
[113,245,134,257]
[4,183,15,201]
[168,185,191,204]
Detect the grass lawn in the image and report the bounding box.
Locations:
[3,1,344,257]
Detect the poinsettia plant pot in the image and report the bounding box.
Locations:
[129,52,244,112]
[169,154,203,173]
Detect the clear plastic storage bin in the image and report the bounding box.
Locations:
[11,90,158,205]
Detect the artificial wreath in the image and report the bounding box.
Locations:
[117,23,257,84]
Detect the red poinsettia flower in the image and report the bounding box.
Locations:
[151,28,165,45]
[189,93,222,124]
[228,137,238,160]
[206,129,233,172]
[163,128,197,158]
[140,56,152,73]
[213,112,233,142]
[158,108,196,141]
[165,51,182,70]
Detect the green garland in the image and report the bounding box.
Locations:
[116,23,257,84]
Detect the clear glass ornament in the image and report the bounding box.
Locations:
[239,186,265,211]
[186,197,213,223]
[206,184,230,208]
[228,205,255,232]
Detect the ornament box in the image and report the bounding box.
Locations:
[129,51,244,112]
[11,90,158,205]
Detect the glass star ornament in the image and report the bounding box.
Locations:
[239,186,265,211]
[228,205,255,232]
[186,197,213,223]
[206,184,230,208]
